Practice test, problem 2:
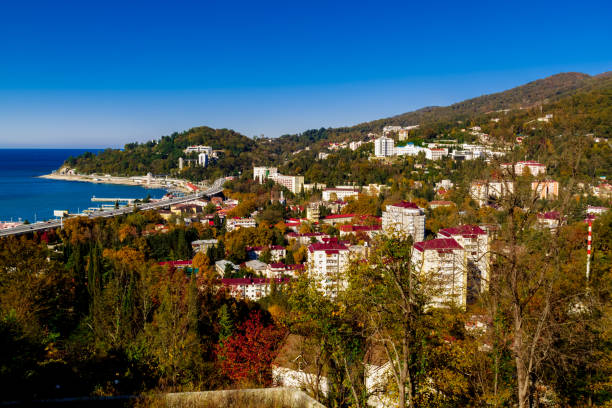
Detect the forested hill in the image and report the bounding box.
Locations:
[263,71,612,152]
[64,126,260,181]
[64,71,612,180]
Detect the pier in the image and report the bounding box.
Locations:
[91,197,137,204]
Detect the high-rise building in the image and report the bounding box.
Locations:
[411,238,467,308]
[198,153,208,167]
[307,239,350,297]
[374,136,395,157]
[253,166,279,183]
[381,201,425,242]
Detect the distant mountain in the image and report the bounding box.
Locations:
[353,71,611,132]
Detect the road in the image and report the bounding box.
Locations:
[0,177,227,238]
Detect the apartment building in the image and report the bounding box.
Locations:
[501,161,546,176]
[246,245,287,261]
[374,136,395,157]
[411,238,467,308]
[253,166,279,183]
[531,180,559,200]
[184,145,213,155]
[381,201,425,242]
[426,148,448,160]
[437,225,489,294]
[307,240,350,297]
[226,217,256,232]
[273,174,305,194]
[220,278,291,301]
[322,188,360,201]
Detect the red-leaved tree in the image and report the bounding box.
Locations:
[216,311,286,386]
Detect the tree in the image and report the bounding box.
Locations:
[346,233,440,408]
[216,311,285,386]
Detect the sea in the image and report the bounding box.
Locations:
[0,149,167,222]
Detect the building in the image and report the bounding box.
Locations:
[398,126,419,140]
[537,211,561,229]
[253,166,279,183]
[426,148,448,160]
[322,188,360,201]
[531,180,559,200]
[307,239,350,296]
[226,217,256,232]
[593,183,612,199]
[246,245,286,261]
[191,239,218,253]
[220,278,291,301]
[244,260,268,275]
[306,204,320,222]
[273,174,305,194]
[184,145,213,155]
[285,232,329,246]
[197,153,208,167]
[318,152,329,160]
[339,224,381,239]
[429,201,455,209]
[502,161,546,176]
[470,180,515,206]
[349,140,365,150]
[437,225,489,295]
[374,136,395,157]
[215,260,239,276]
[321,213,357,226]
[411,238,467,308]
[381,201,425,242]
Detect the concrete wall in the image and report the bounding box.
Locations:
[163,387,325,408]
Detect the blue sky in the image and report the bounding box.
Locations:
[0,0,610,148]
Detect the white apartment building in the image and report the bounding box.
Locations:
[197,153,208,167]
[411,238,467,309]
[381,201,425,242]
[426,148,448,160]
[501,161,546,176]
[273,174,305,194]
[349,140,365,150]
[394,144,427,157]
[374,136,395,157]
[470,180,515,206]
[184,145,213,155]
[307,240,350,297]
[437,225,489,293]
[253,166,279,183]
[322,187,360,201]
[531,180,559,199]
[226,217,256,231]
[220,278,290,301]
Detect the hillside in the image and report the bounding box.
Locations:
[64,71,612,180]
[65,126,259,181]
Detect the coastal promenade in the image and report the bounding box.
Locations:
[0,177,226,238]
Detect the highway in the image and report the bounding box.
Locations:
[0,177,227,238]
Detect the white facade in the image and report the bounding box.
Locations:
[184,145,212,155]
[322,188,360,201]
[374,136,395,157]
[273,174,305,194]
[437,225,489,293]
[381,201,425,242]
[226,218,256,231]
[412,238,468,308]
[197,153,208,167]
[426,148,448,160]
[307,241,350,297]
[253,166,279,183]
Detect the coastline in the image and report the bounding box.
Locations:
[39,173,193,193]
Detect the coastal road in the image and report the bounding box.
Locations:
[0,177,227,238]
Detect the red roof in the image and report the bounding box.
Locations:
[286,232,326,237]
[518,161,545,166]
[324,213,356,220]
[308,241,349,252]
[158,260,193,267]
[429,200,454,206]
[339,225,382,232]
[221,278,292,285]
[413,238,463,252]
[438,225,486,238]
[538,211,561,220]
[390,201,420,209]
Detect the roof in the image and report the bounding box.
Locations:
[286,232,326,237]
[518,161,545,166]
[308,241,349,253]
[389,201,420,209]
[538,211,561,220]
[339,225,382,232]
[438,225,487,238]
[324,213,356,219]
[159,260,192,267]
[221,277,292,285]
[244,260,268,270]
[324,188,359,192]
[413,238,463,252]
[268,262,286,269]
